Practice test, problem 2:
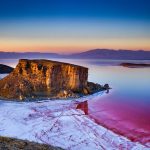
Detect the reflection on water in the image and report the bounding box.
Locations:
[1,58,150,146]
[106,88,110,94]
[76,101,88,115]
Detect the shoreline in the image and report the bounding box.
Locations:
[88,114,149,147]
[0,87,109,102]
[85,94,150,148]
[75,95,150,147]
[0,90,106,103]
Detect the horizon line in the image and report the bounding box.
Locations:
[0,48,150,54]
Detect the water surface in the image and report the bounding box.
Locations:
[0,58,150,146]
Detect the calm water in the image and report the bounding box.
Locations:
[0,58,150,145]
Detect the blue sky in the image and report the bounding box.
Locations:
[0,0,150,53]
[0,0,150,20]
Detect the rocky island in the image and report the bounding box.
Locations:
[120,63,150,68]
[0,59,107,100]
[0,64,14,74]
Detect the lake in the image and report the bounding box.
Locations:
[0,58,150,147]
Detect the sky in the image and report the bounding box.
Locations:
[0,0,150,53]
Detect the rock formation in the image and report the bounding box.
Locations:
[120,63,150,68]
[0,64,14,74]
[0,136,63,150]
[0,59,103,100]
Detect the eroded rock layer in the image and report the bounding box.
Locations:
[0,59,98,100]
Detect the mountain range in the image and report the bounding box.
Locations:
[0,49,150,60]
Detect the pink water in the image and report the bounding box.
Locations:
[76,94,150,146]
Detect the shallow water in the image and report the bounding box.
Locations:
[0,58,150,146]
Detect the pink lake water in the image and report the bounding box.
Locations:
[1,58,150,147]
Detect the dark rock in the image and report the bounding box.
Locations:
[104,84,110,89]
[87,82,102,94]
[120,63,150,68]
[0,136,63,150]
[0,64,14,74]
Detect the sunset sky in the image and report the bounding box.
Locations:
[0,0,150,53]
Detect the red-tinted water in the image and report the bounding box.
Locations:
[76,94,150,146]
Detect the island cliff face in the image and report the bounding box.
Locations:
[0,59,99,100]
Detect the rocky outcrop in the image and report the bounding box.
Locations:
[0,136,63,150]
[0,64,14,74]
[0,59,104,100]
[120,63,150,68]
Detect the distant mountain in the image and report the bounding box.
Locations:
[0,49,150,60]
[0,52,61,59]
[69,49,150,60]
